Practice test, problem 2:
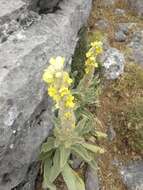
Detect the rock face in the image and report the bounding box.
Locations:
[115,31,127,42]
[127,30,143,66]
[0,0,26,25]
[85,167,100,190]
[95,19,109,30]
[101,48,125,80]
[0,0,92,189]
[128,0,143,16]
[25,0,60,12]
[119,160,143,190]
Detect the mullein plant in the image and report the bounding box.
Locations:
[40,41,106,190]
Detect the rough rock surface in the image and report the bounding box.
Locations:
[0,0,92,189]
[128,0,143,16]
[115,31,127,42]
[117,23,136,35]
[25,0,60,12]
[114,8,126,16]
[95,19,109,30]
[101,48,125,80]
[0,0,26,25]
[127,30,143,66]
[85,167,100,190]
[119,160,143,190]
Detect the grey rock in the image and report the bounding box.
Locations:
[71,155,82,169]
[119,160,143,190]
[118,23,129,34]
[86,167,100,190]
[0,20,21,43]
[115,8,126,16]
[25,0,60,11]
[0,0,92,189]
[14,162,39,190]
[115,31,127,42]
[127,30,143,66]
[39,0,60,11]
[101,48,125,80]
[107,126,116,141]
[95,19,109,30]
[18,11,41,29]
[128,0,143,16]
[117,23,136,35]
[0,0,26,25]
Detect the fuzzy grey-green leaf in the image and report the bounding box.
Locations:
[62,164,85,190]
[59,146,71,168]
[82,143,105,154]
[71,144,92,162]
[49,149,62,182]
[41,137,55,153]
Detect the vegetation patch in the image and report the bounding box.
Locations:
[98,63,143,156]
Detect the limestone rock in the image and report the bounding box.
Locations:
[0,0,26,25]
[0,0,92,189]
[115,31,127,42]
[127,30,143,67]
[128,0,143,16]
[114,8,126,16]
[101,48,125,80]
[119,160,143,190]
[95,19,109,30]
[85,167,100,190]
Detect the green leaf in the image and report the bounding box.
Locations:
[43,157,56,190]
[49,149,61,182]
[39,150,53,161]
[62,164,85,190]
[81,143,105,154]
[79,108,94,120]
[94,131,107,139]
[41,137,55,153]
[75,117,89,135]
[59,146,71,168]
[88,160,98,171]
[71,144,92,162]
[53,116,61,128]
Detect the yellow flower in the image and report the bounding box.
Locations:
[91,41,103,54]
[55,72,62,78]
[48,86,58,99]
[64,112,72,120]
[42,71,54,84]
[59,87,70,97]
[65,95,75,108]
[94,62,98,68]
[85,58,95,67]
[63,72,73,85]
[49,56,65,71]
[85,67,90,74]
[86,50,93,58]
[72,124,76,128]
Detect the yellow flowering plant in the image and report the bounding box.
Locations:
[40,41,106,190]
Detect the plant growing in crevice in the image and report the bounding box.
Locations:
[40,41,106,190]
